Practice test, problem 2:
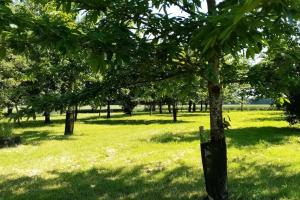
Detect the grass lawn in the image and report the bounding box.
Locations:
[0,111,300,200]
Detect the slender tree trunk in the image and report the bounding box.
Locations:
[74,105,78,121]
[241,96,244,111]
[7,106,13,116]
[107,100,111,118]
[152,103,156,112]
[15,105,21,124]
[64,109,75,135]
[200,101,203,112]
[149,102,153,115]
[205,101,208,111]
[172,101,177,122]
[168,103,171,113]
[44,112,51,124]
[201,1,228,199]
[192,103,196,112]
[159,101,163,114]
[33,112,36,120]
[99,105,102,117]
[188,100,192,112]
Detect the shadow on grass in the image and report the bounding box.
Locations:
[228,162,300,199]
[150,131,199,143]
[18,131,73,146]
[0,165,206,200]
[247,116,285,122]
[149,127,300,147]
[14,119,66,128]
[1,162,299,200]
[227,127,300,147]
[82,119,190,126]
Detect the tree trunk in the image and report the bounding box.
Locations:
[172,101,177,122]
[15,105,21,125]
[192,103,196,112]
[168,103,171,113]
[99,105,102,117]
[107,100,111,118]
[74,105,78,121]
[7,106,13,116]
[149,103,153,115]
[201,1,228,199]
[159,101,163,114]
[152,103,156,112]
[64,110,74,135]
[205,100,208,111]
[241,96,244,111]
[188,100,192,112]
[200,101,203,112]
[44,112,51,124]
[60,107,64,115]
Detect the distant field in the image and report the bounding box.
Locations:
[0,111,299,200]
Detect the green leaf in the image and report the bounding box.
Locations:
[0,47,6,59]
[88,51,106,73]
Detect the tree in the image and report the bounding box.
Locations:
[2,0,300,199]
[249,40,300,124]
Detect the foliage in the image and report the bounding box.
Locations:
[0,121,13,137]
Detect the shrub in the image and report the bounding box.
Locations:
[285,92,300,125]
[0,122,14,138]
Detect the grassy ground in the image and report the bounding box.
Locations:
[0,111,299,200]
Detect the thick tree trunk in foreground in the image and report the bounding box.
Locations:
[188,100,192,112]
[44,112,51,124]
[201,1,228,199]
[172,101,177,122]
[192,103,196,112]
[159,101,163,114]
[107,100,111,119]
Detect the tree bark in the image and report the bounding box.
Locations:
[7,106,13,116]
[172,101,177,122]
[152,103,156,112]
[44,112,51,124]
[241,96,244,111]
[74,105,78,121]
[107,100,111,118]
[188,100,192,112]
[205,100,208,111]
[159,101,163,114]
[201,1,228,199]
[192,103,196,112]
[15,105,21,124]
[149,102,153,115]
[200,101,203,112]
[64,110,74,135]
[168,103,171,113]
[99,105,102,117]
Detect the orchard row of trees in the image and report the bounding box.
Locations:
[1,0,300,199]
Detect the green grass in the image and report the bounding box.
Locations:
[0,111,299,200]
